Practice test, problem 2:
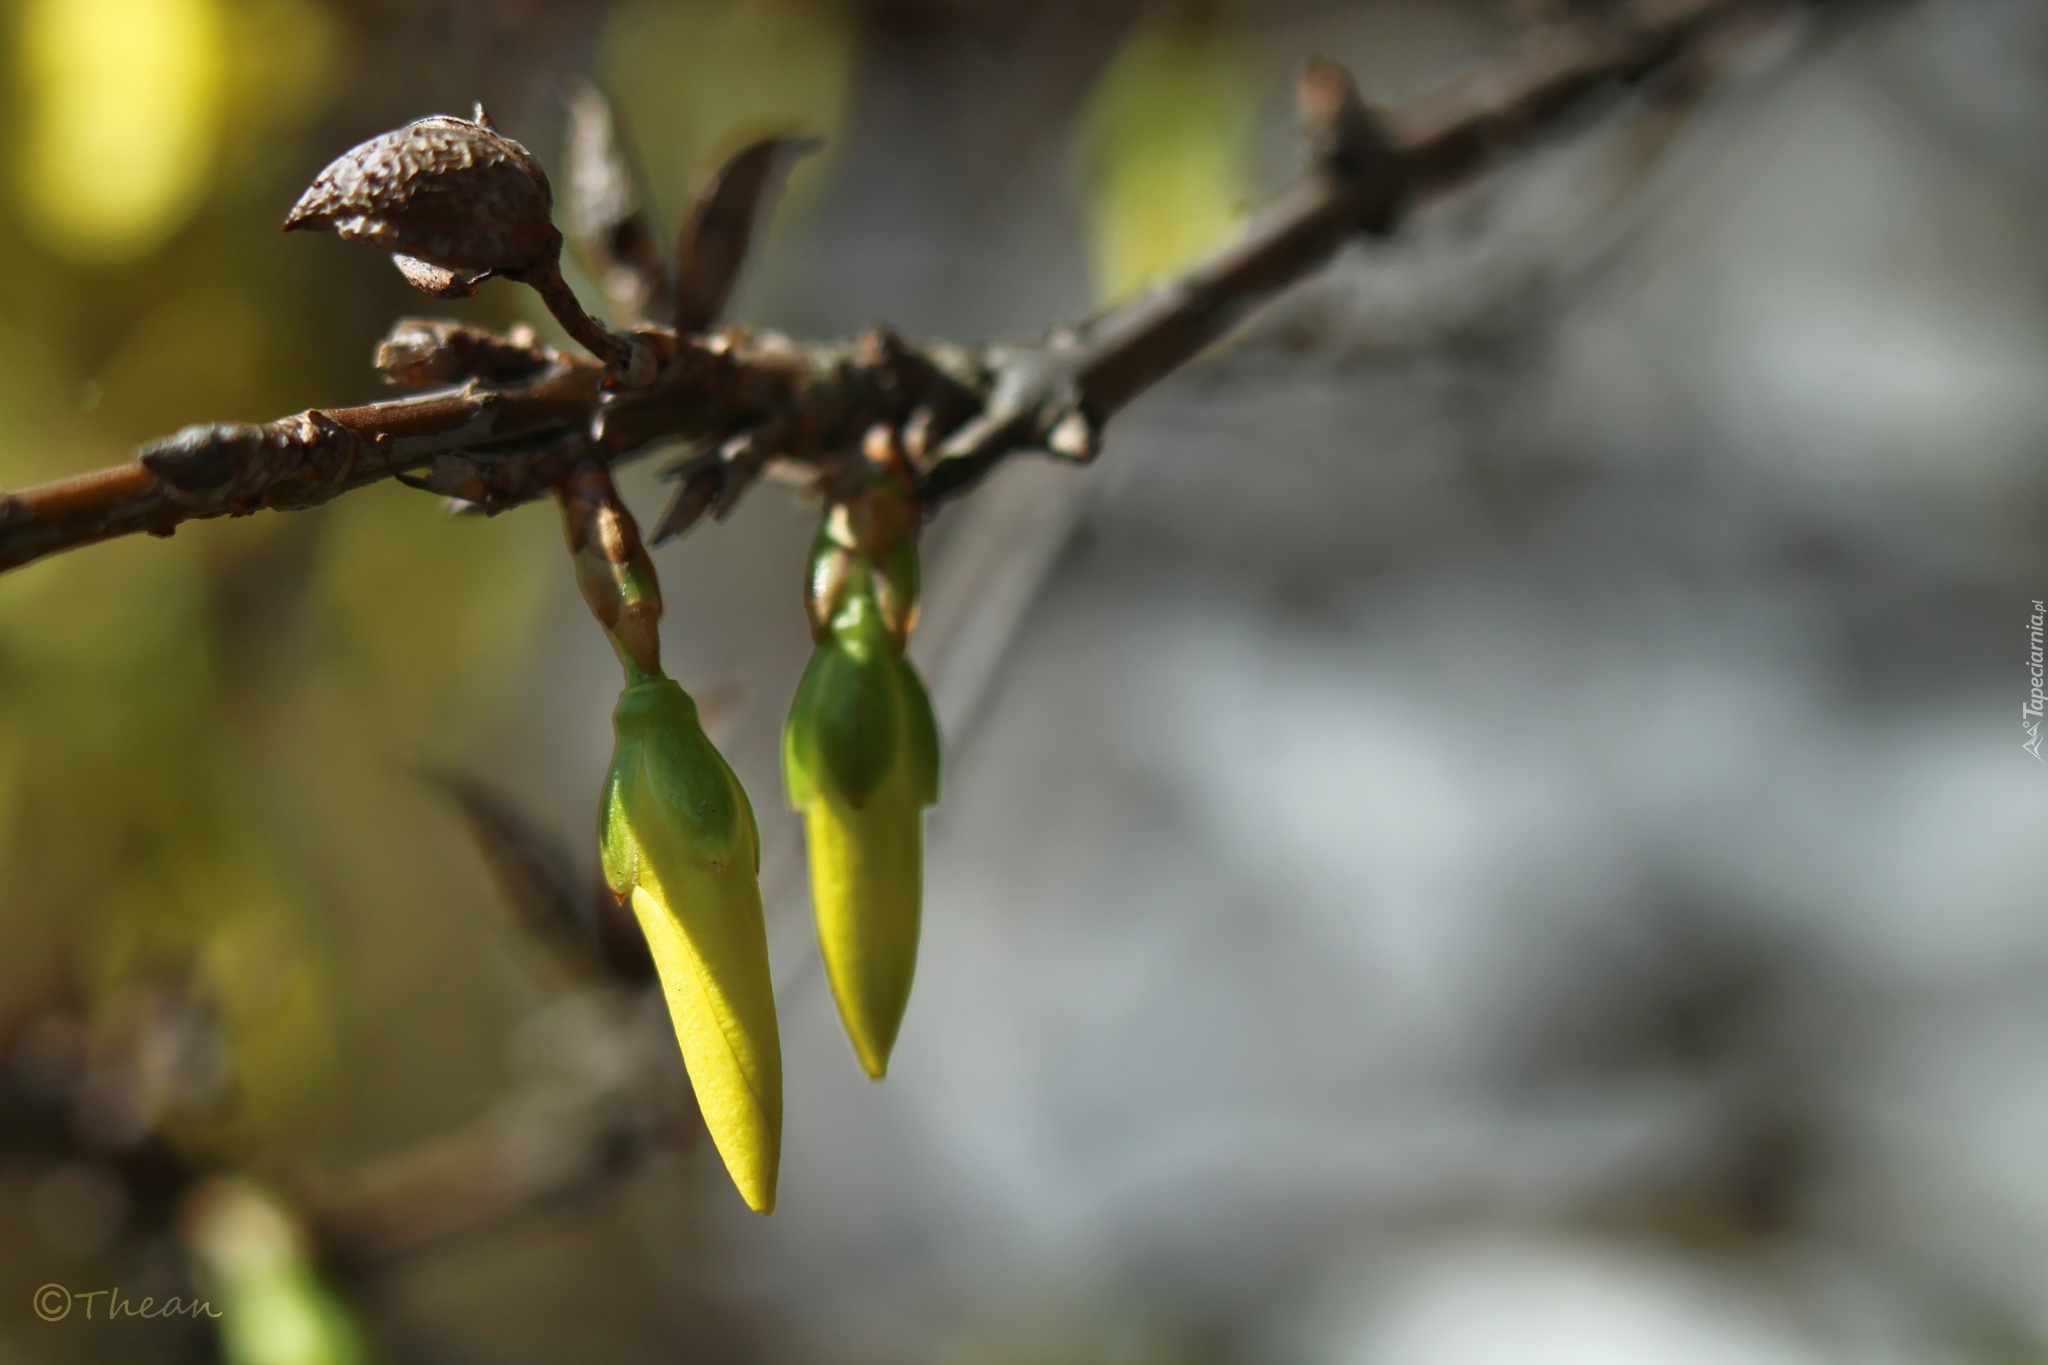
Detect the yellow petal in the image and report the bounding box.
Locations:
[626,756,781,1214]
[803,757,923,1079]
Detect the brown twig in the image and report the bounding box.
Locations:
[0,0,1791,577]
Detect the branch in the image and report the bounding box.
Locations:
[0,0,1796,576]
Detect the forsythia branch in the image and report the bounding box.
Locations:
[0,0,1866,1239]
[0,0,1802,577]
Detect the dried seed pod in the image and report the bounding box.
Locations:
[284,112,560,284]
[286,111,650,381]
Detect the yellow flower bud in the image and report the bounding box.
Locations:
[602,677,780,1213]
[785,535,940,1079]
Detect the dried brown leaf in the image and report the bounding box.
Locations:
[673,135,822,332]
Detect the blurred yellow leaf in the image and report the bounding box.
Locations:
[16,0,230,261]
[224,0,341,136]
[1080,9,1255,303]
[599,0,852,238]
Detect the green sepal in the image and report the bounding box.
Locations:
[781,682,816,813]
[871,532,920,645]
[875,533,919,609]
[599,763,635,892]
[788,590,902,809]
[601,678,748,890]
[786,645,897,810]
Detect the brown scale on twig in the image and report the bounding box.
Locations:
[0,0,1804,580]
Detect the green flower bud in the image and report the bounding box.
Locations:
[602,676,780,1213]
[784,518,940,1079]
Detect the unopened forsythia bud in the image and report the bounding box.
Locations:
[784,495,940,1078]
[602,676,781,1213]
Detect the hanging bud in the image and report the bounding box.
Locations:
[558,462,779,1211]
[783,482,940,1078]
[603,676,781,1213]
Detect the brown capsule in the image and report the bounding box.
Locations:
[284,113,560,283]
[286,113,649,381]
